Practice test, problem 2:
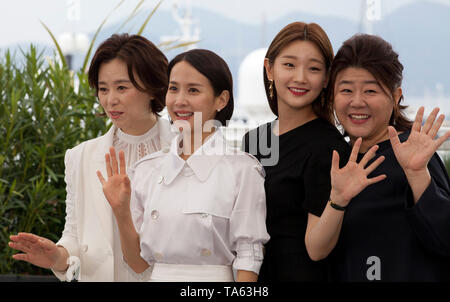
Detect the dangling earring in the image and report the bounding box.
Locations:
[269,80,274,100]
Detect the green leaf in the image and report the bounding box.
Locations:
[45,166,58,182]
[80,0,125,73]
[137,0,163,36]
[157,38,180,48]
[40,21,67,69]
[162,40,201,51]
[116,0,146,32]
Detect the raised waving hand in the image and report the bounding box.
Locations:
[388,106,450,202]
[97,148,148,272]
[388,106,450,174]
[97,147,131,218]
[329,137,387,207]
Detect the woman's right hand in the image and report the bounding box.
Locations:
[330,137,387,207]
[9,232,68,271]
[97,147,131,219]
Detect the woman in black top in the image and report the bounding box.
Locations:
[307,34,450,281]
[242,22,350,281]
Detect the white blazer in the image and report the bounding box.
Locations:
[52,117,174,281]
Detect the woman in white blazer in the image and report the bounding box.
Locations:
[9,34,174,281]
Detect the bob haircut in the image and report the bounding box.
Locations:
[264,22,334,123]
[327,34,413,132]
[167,49,234,126]
[88,33,168,115]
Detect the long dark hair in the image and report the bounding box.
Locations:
[327,34,413,132]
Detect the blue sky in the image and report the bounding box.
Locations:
[2,0,449,47]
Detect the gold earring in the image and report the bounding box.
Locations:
[269,80,274,100]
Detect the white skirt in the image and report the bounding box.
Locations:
[150,263,234,282]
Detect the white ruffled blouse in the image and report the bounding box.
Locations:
[112,121,162,281]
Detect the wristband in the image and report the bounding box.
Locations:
[329,200,347,211]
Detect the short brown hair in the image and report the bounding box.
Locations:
[88,33,168,115]
[328,34,412,132]
[264,22,334,123]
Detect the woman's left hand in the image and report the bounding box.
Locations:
[97,147,132,219]
[388,106,450,176]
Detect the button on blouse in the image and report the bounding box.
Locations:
[112,119,164,281]
[129,129,269,275]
